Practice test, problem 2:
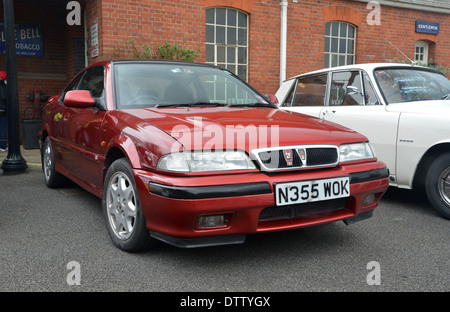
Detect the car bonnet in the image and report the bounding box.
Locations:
[120,106,369,151]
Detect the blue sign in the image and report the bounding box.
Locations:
[415,20,440,35]
[0,23,43,57]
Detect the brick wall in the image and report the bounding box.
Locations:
[0,0,85,125]
[92,0,450,95]
[284,0,450,81]
[93,0,282,97]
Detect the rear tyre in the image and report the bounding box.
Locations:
[102,158,157,252]
[425,153,450,219]
[42,136,67,188]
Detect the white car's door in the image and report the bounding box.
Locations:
[320,70,400,183]
[321,105,399,181]
[277,73,327,119]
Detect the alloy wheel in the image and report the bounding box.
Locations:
[438,166,450,207]
[43,142,52,182]
[106,171,137,240]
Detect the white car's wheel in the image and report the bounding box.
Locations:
[425,153,450,219]
[102,158,157,251]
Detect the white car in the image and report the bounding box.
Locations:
[275,63,450,219]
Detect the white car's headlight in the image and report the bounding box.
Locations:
[339,142,375,163]
[157,150,256,172]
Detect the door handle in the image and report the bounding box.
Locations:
[321,109,336,117]
[63,113,70,120]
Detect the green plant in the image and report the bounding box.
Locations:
[388,57,450,75]
[108,40,199,62]
[157,41,200,62]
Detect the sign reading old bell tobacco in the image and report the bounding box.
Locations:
[0,23,43,57]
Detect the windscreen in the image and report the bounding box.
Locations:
[114,63,270,109]
[374,67,450,104]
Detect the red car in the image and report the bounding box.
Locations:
[40,60,389,252]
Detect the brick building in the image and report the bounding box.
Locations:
[1,0,449,122]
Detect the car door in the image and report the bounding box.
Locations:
[58,66,106,189]
[278,73,328,118]
[320,70,400,182]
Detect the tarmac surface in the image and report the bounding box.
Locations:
[0,145,449,293]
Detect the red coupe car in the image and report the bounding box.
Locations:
[40,60,389,251]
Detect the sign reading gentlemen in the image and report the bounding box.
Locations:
[415,20,440,35]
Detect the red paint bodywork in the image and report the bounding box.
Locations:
[40,61,389,246]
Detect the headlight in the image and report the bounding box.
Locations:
[339,142,375,163]
[157,150,256,172]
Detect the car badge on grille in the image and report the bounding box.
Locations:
[283,149,294,166]
[297,149,307,165]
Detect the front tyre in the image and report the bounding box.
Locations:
[42,136,67,188]
[425,153,450,219]
[102,158,157,251]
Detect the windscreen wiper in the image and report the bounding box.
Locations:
[229,102,273,107]
[156,102,228,108]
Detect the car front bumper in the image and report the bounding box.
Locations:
[134,162,389,248]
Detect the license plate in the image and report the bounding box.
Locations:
[275,177,350,206]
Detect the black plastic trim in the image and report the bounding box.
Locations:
[349,168,389,184]
[149,181,272,199]
[150,231,246,248]
[343,210,374,225]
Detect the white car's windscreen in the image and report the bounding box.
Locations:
[374,68,450,104]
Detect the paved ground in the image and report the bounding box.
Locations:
[1,146,449,296]
[0,145,41,171]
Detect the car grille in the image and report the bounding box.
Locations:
[252,145,339,171]
[259,198,349,222]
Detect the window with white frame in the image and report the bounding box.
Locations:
[324,21,356,68]
[205,7,248,81]
[414,41,429,65]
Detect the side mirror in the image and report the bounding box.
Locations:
[265,94,279,105]
[346,86,361,95]
[64,90,95,108]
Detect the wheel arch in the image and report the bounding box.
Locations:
[103,146,128,182]
[413,143,450,190]
[39,129,49,169]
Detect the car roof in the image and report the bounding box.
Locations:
[109,59,216,68]
[284,62,438,81]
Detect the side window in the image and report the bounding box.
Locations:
[287,74,328,107]
[78,66,105,98]
[329,71,363,106]
[362,72,379,105]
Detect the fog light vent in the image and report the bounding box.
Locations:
[196,214,229,229]
[362,194,376,206]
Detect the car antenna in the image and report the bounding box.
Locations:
[385,39,416,65]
